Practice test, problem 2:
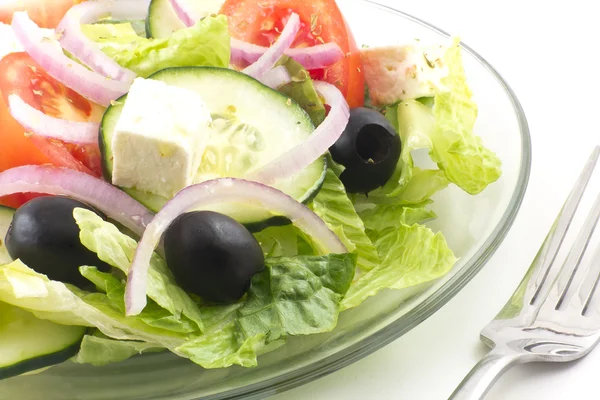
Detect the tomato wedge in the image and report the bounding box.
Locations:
[220,0,365,108]
[0,52,105,207]
[0,0,83,29]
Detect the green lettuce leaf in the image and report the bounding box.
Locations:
[238,254,355,337]
[177,253,356,368]
[416,96,435,108]
[341,223,456,310]
[73,332,164,367]
[82,15,230,77]
[176,322,267,369]
[178,294,277,369]
[311,168,380,272]
[358,204,436,232]
[254,225,299,258]
[80,23,142,52]
[297,231,317,256]
[79,266,198,334]
[392,168,449,204]
[429,38,502,194]
[0,259,91,327]
[356,100,450,207]
[0,260,189,350]
[275,55,326,126]
[74,208,204,332]
[388,100,437,195]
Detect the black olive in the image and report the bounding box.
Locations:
[5,197,112,288]
[163,211,264,304]
[329,107,401,193]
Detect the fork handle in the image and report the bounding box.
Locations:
[448,350,524,400]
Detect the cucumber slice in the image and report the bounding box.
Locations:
[146,0,185,39]
[0,206,15,265]
[0,302,86,379]
[100,67,326,226]
[146,0,224,39]
[0,207,86,378]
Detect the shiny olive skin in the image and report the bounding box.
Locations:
[329,107,401,193]
[163,211,264,304]
[5,197,111,288]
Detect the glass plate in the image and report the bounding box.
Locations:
[0,1,531,399]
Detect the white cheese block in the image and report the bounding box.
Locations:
[361,42,450,105]
[111,78,211,198]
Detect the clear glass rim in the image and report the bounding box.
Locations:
[200,2,532,399]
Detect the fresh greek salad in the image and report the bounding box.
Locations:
[0,0,501,377]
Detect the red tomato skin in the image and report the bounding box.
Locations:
[220,0,365,107]
[0,0,83,29]
[0,53,103,207]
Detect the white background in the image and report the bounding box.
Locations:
[271,0,600,399]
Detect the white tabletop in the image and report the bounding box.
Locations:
[270,0,600,399]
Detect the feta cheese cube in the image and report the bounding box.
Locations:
[361,42,449,106]
[111,78,211,198]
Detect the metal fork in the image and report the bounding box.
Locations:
[449,147,600,400]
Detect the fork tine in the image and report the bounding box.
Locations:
[580,242,600,317]
[527,147,600,306]
[552,186,600,310]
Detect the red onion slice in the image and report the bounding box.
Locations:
[12,12,130,107]
[242,13,300,81]
[8,95,99,144]
[57,0,149,82]
[168,0,198,28]
[231,39,344,71]
[248,81,349,185]
[125,178,346,315]
[261,65,292,89]
[0,165,153,236]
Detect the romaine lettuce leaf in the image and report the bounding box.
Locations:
[0,259,91,327]
[82,15,230,77]
[254,225,299,258]
[388,100,438,196]
[73,332,164,367]
[0,260,189,349]
[311,168,380,272]
[177,322,267,369]
[238,254,355,337]
[80,23,142,52]
[297,231,317,256]
[79,266,198,334]
[358,204,436,232]
[429,38,502,194]
[275,55,326,126]
[355,100,450,207]
[177,253,356,368]
[341,223,456,310]
[392,168,449,204]
[74,208,204,332]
